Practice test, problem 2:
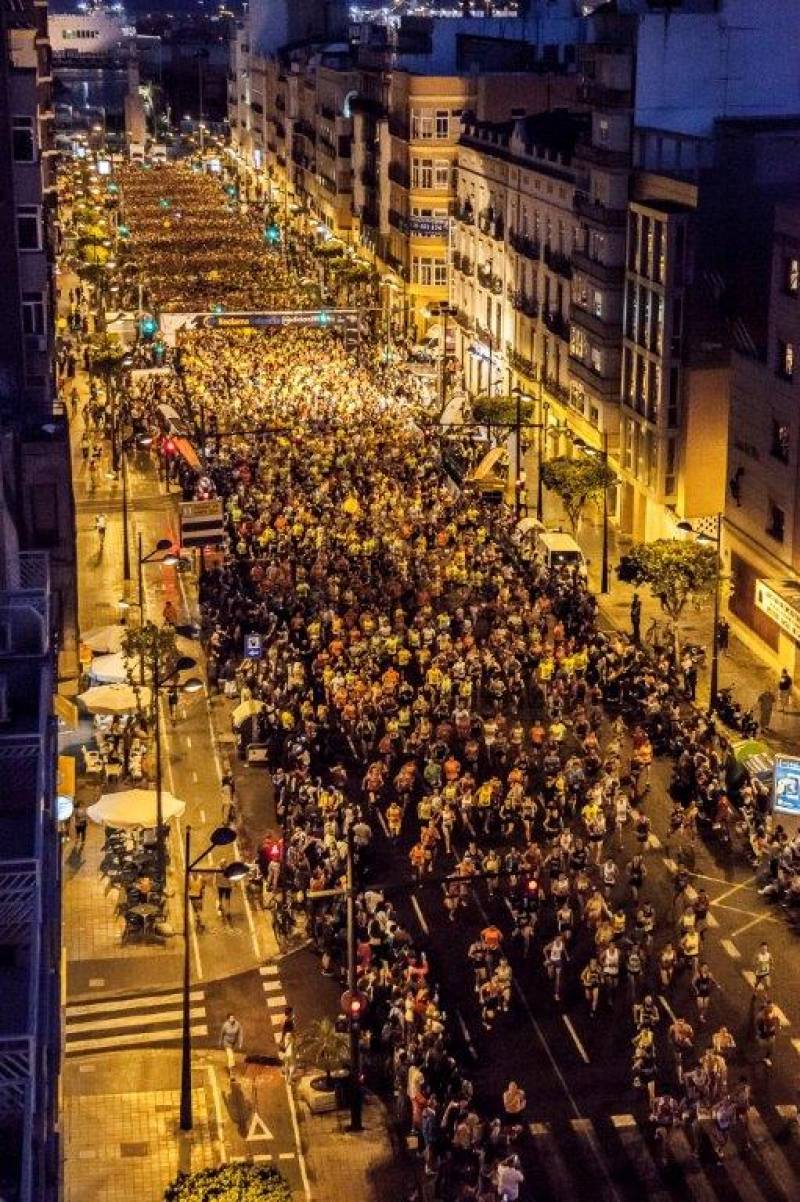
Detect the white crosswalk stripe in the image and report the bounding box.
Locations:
[65,987,208,1055]
[525,1107,800,1202]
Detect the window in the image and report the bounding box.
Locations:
[412,158,432,188]
[570,326,587,359]
[434,160,450,189]
[784,257,799,296]
[664,437,677,496]
[592,289,603,319]
[22,292,45,336]
[411,110,433,139]
[771,419,790,464]
[778,339,795,381]
[411,257,447,287]
[590,346,602,375]
[767,500,785,543]
[16,206,41,251]
[598,118,609,144]
[435,110,449,139]
[12,116,34,163]
[667,365,680,427]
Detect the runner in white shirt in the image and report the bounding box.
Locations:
[496,1156,524,1202]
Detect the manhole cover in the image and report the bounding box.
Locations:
[120,1142,150,1158]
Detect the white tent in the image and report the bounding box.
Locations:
[87,788,185,828]
[89,652,130,684]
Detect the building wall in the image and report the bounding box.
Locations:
[47,11,129,57]
[634,0,800,137]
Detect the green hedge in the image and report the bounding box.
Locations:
[164,1163,292,1202]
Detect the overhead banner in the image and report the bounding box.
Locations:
[180,499,225,548]
[774,755,800,817]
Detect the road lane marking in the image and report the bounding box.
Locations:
[455,1009,477,1060]
[562,1015,590,1063]
[570,1119,622,1202]
[204,1063,228,1164]
[529,1123,581,1199]
[185,736,192,749]
[66,1023,208,1054]
[659,995,678,1023]
[612,1115,671,1202]
[746,1107,800,1202]
[66,990,203,1016]
[662,858,678,873]
[192,771,199,783]
[732,914,772,937]
[705,912,719,928]
[411,895,430,934]
[742,970,757,988]
[710,876,758,905]
[282,1060,311,1199]
[266,994,287,1009]
[262,980,283,993]
[722,940,741,959]
[772,1006,791,1029]
[260,964,279,976]
[668,1128,719,1202]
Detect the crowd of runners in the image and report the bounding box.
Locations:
[72,159,797,1201]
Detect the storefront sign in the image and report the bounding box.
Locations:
[755,579,800,643]
[245,633,263,660]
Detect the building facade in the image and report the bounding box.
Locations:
[726,202,800,674]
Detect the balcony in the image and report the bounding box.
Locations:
[388,208,407,233]
[569,354,619,398]
[455,200,474,227]
[320,103,336,122]
[455,309,474,333]
[543,246,572,280]
[576,139,630,169]
[508,229,540,261]
[511,290,538,319]
[570,303,619,344]
[571,247,624,286]
[508,347,537,380]
[478,209,504,241]
[388,161,409,188]
[294,119,316,143]
[543,309,570,341]
[579,81,631,110]
[475,322,497,349]
[574,193,627,228]
[477,264,502,295]
[456,255,473,276]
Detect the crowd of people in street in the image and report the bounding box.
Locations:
[66,157,797,1201]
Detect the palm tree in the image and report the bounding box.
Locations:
[296,1018,348,1089]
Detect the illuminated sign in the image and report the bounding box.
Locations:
[755,579,800,643]
[192,309,360,330]
[775,755,800,817]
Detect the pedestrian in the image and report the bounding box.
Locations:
[630,592,642,645]
[73,800,88,848]
[278,1005,295,1080]
[693,963,718,1024]
[717,617,729,653]
[753,941,773,993]
[682,651,697,702]
[167,684,179,724]
[502,1081,526,1119]
[188,872,206,931]
[496,1155,524,1202]
[221,768,236,825]
[219,1013,243,1075]
[758,688,776,731]
[755,999,779,1066]
[779,668,793,711]
[217,872,233,921]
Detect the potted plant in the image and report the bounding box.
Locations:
[296,1018,349,1113]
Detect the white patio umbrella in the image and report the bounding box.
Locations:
[77,683,151,714]
[87,788,185,828]
[83,624,126,654]
[89,652,131,684]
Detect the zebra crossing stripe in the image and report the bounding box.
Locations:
[668,1128,720,1202]
[570,1118,621,1202]
[528,1122,575,1198]
[66,989,204,1017]
[67,1005,205,1033]
[64,987,208,1055]
[67,1024,209,1055]
[611,1115,671,1202]
[260,965,279,976]
[746,1108,800,1202]
[266,994,287,1009]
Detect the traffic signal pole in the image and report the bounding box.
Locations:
[346,828,363,1132]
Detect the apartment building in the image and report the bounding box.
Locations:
[726,202,800,674]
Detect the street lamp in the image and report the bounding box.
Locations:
[571,432,611,596]
[426,302,457,414]
[180,824,248,1131]
[677,513,723,715]
[137,535,179,616]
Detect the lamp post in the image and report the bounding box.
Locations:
[677,513,722,715]
[571,431,611,596]
[180,825,248,1130]
[137,534,179,617]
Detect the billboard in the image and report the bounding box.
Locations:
[774,754,800,817]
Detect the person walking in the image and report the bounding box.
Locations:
[755,999,779,1067]
[779,668,793,712]
[758,688,776,731]
[73,800,88,849]
[753,942,773,994]
[630,592,642,646]
[188,872,206,932]
[95,512,107,548]
[217,872,234,921]
[220,1013,243,1076]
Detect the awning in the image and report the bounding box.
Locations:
[174,436,201,471]
[470,446,507,482]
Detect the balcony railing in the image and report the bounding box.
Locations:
[455,201,475,226]
[574,193,627,228]
[543,310,570,341]
[455,309,474,333]
[570,303,618,344]
[569,354,619,398]
[474,322,497,349]
[510,290,538,319]
[508,347,537,380]
[477,264,502,294]
[388,161,410,188]
[543,246,572,280]
[294,119,316,142]
[508,229,540,260]
[456,255,473,276]
[478,209,504,240]
[571,247,624,285]
[576,139,630,168]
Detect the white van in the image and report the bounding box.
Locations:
[535,530,587,574]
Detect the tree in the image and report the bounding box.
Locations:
[471,395,535,427]
[296,1017,348,1089]
[164,1163,291,1202]
[540,456,617,534]
[122,621,179,706]
[618,539,718,643]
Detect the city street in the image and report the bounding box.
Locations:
[59,157,800,1202]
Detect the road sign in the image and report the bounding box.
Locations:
[246,1111,274,1142]
[245,633,263,660]
[179,499,225,548]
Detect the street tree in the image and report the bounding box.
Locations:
[471,395,535,427]
[617,539,718,649]
[163,1163,291,1202]
[540,455,617,534]
[296,1017,349,1090]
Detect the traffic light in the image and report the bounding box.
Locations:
[317,311,331,327]
[212,304,225,315]
[267,840,282,863]
[264,224,280,245]
[117,224,130,238]
[158,197,171,210]
[139,315,157,340]
[163,436,176,458]
[349,997,363,1024]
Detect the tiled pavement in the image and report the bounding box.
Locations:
[64,1085,216,1202]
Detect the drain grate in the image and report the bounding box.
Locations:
[120,1142,150,1158]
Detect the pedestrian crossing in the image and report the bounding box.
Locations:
[64,986,208,1056]
[525,1106,800,1202]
